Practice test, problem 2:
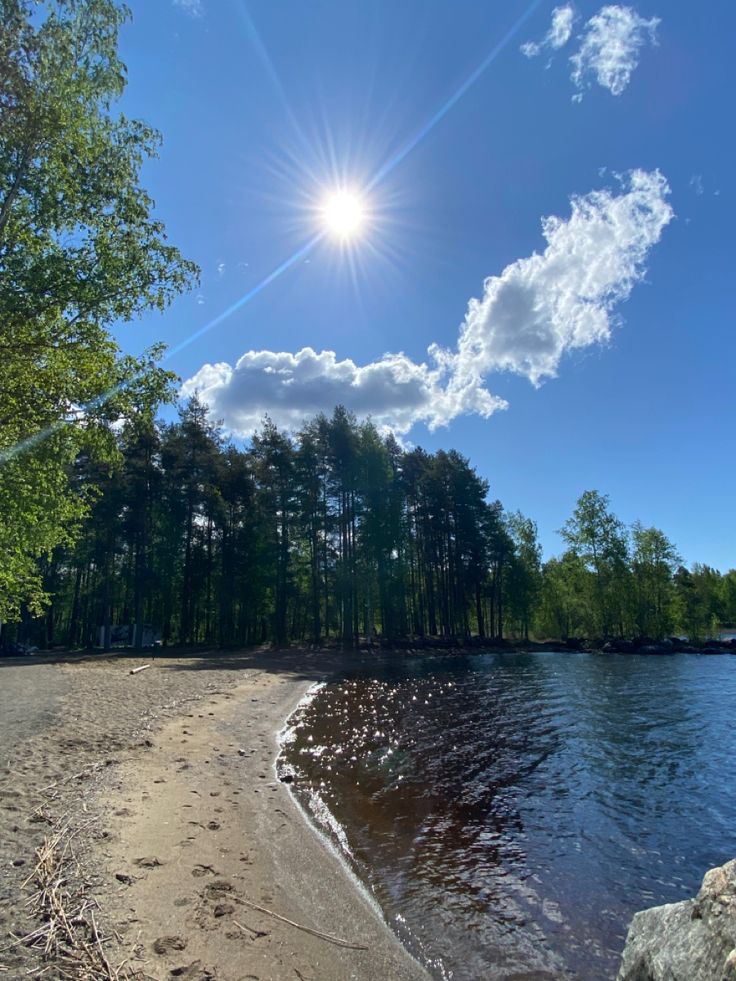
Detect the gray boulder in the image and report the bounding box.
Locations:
[617,859,736,981]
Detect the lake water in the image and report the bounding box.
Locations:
[279,652,736,979]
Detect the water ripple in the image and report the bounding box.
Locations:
[281,652,736,980]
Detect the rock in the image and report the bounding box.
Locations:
[723,948,736,979]
[641,643,675,655]
[603,639,636,654]
[617,859,736,981]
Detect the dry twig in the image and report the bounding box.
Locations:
[233,897,368,950]
[10,817,131,979]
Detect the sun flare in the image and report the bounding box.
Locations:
[321,190,367,240]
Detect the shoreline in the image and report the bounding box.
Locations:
[0,649,429,981]
[3,646,733,978]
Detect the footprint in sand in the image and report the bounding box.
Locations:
[169,959,214,979]
[153,935,187,954]
[202,880,234,903]
[191,864,216,878]
[134,856,163,868]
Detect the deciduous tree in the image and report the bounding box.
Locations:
[0,0,197,621]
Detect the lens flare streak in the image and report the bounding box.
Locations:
[367,0,545,191]
[3,0,545,462]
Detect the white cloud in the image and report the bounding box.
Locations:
[571,6,659,99]
[181,348,505,436]
[522,5,576,58]
[173,0,204,18]
[183,171,672,436]
[451,169,673,390]
[689,174,704,196]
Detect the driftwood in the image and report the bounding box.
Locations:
[233,897,368,950]
[129,664,150,675]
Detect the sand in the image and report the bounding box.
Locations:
[0,649,429,980]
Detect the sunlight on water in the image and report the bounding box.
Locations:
[279,652,736,980]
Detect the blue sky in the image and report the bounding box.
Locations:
[115,1,734,570]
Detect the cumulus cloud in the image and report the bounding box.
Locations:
[450,169,672,390]
[173,0,204,18]
[181,348,506,436]
[571,5,660,99]
[182,171,672,436]
[521,5,576,58]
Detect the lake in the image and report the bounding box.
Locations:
[280,651,736,979]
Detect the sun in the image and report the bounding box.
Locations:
[320,189,367,240]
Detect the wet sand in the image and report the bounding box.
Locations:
[0,649,428,980]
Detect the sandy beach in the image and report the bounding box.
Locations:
[0,649,429,980]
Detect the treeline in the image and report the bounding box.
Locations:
[3,5,733,654]
[12,400,736,651]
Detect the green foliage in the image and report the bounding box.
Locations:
[560,490,630,637]
[671,564,733,642]
[12,399,736,648]
[630,522,680,638]
[36,406,522,648]
[505,511,542,639]
[0,1,197,620]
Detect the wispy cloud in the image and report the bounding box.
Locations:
[173,0,204,18]
[570,5,660,99]
[522,5,659,100]
[689,174,704,196]
[521,5,576,59]
[182,171,673,436]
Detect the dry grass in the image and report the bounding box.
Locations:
[0,816,131,980]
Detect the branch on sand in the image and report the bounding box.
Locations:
[233,897,369,950]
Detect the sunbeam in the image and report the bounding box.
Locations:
[367,0,545,191]
[166,232,323,360]
[0,234,322,464]
[4,1,545,463]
